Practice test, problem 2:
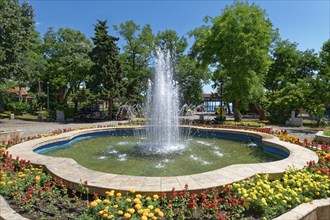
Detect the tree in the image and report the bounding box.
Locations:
[89,20,125,119]
[155,29,188,59]
[319,39,330,115]
[43,28,92,106]
[176,55,211,105]
[190,1,273,121]
[265,40,300,91]
[0,0,35,101]
[113,20,154,102]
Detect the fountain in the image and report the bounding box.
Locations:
[8,47,319,194]
[141,48,183,153]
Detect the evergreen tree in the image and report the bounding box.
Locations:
[89,20,125,119]
[0,0,35,101]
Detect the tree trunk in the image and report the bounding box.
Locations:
[108,97,113,120]
[227,103,232,115]
[74,100,78,113]
[254,104,266,120]
[58,87,66,104]
[233,99,242,122]
[18,85,22,103]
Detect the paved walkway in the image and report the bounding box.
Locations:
[0,117,320,142]
[0,118,122,138]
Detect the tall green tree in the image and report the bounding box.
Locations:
[89,20,125,119]
[190,1,273,121]
[0,0,35,101]
[43,27,92,105]
[176,55,211,105]
[265,40,300,91]
[155,29,188,59]
[113,20,154,102]
[319,39,330,113]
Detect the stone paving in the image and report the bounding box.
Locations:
[0,117,320,142]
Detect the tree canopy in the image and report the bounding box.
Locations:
[190,1,273,121]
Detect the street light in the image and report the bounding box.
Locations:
[220,80,223,120]
[46,81,49,111]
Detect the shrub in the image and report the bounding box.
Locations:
[7,102,31,115]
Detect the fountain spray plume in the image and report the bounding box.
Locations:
[143,47,183,153]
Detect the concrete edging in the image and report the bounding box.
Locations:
[314,131,330,144]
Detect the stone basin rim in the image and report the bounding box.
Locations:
[7,126,319,195]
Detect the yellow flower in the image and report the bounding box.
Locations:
[96,199,102,203]
[134,198,141,204]
[103,199,111,205]
[153,194,159,200]
[107,214,114,219]
[158,211,164,217]
[148,205,154,210]
[148,213,154,218]
[135,194,142,199]
[124,213,131,219]
[154,208,160,213]
[116,193,122,198]
[135,204,142,210]
[113,205,118,209]
[127,208,135,214]
[118,210,124,215]
[130,188,136,194]
[35,175,40,182]
[141,216,148,220]
[102,213,108,218]
[99,210,104,216]
[90,201,98,207]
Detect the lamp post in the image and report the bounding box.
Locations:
[46,81,49,111]
[220,81,223,120]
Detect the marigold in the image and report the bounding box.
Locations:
[90,201,98,207]
[135,204,142,210]
[124,213,131,219]
[135,194,142,198]
[127,208,135,214]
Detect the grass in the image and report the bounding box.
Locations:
[324,130,330,136]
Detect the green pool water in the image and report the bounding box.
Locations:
[41,135,284,176]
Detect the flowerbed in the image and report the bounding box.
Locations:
[0,126,329,219]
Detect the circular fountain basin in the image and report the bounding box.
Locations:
[34,128,287,176]
[8,126,318,195]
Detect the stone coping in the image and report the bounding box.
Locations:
[315,131,330,144]
[7,126,318,196]
[274,198,330,220]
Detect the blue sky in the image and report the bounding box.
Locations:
[26,0,330,92]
